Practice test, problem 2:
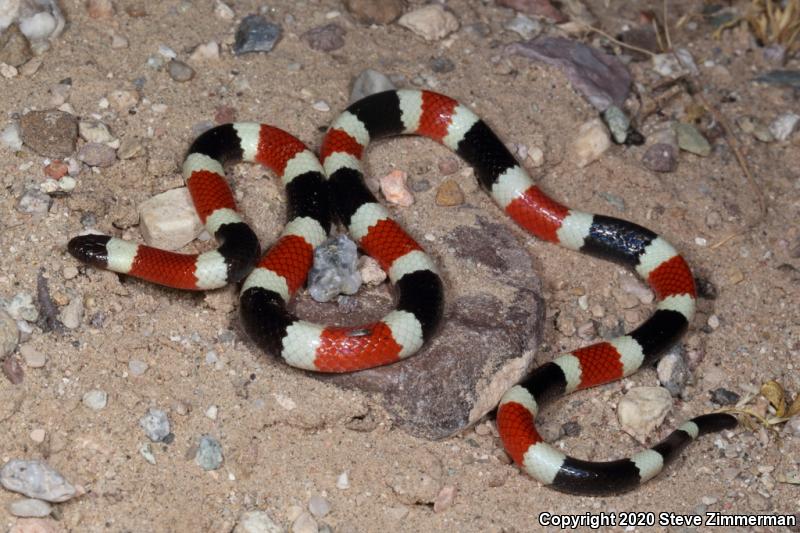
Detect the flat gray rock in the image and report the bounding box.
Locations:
[278,213,543,440]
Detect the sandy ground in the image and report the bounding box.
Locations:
[1,0,799,531]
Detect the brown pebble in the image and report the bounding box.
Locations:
[214,106,237,124]
[435,179,464,206]
[19,110,78,158]
[437,156,460,175]
[433,486,455,512]
[344,0,405,25]
[87,0,114,19]
[0,24,33,67]
[124,3,147,16]
[78,143,117,167]
[44,160,69,179]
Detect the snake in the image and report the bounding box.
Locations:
[68,89,737,495]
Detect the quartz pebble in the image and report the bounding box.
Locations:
[358,256,386,286]
[168,60,195,82]
[398,5,459,41]
[336,471,350,490]
[380,169,414,206]
[344,0,404,25]
[435,179,464,206]
[572,118,610,167]
[0,460,77,502]
[7,498,52,518]
[656,347,690,397]
[303,23,345,52]
[617,386,672,442]
[350,69,395,103]
[1,122,23,150]
[0,310,19,357]
[82,389,107,410]
[139,188,203,250]
[140,408,171,442]
[214,1,235,20]
[190,41,220,62]
[234,15,281,55]
[769,112,800,141]
[308,495,330,518]
[308,235,361,302]
[60,295,83,329]
[128,359,148,376]
[195,435,224,470]
[234,511,283,533]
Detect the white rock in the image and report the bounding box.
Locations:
[336,471,349,490]
[1,122,23,151]
[78,120,114,144]
[139,187,203,250]
[572,118,610,168]
[82,389,108,410]
[398,5,459,41]
[7,498,52,518]
[769,112,800,141]
[60,295,84,329]
[0,460,77,502]
[214,1,235,20]
[190,41,220,62]
[358,256,386,286]
[29,429,46,443]
[617,386,673,442]
[0,309,19,357]
[19,12,56,41]
[234,511,283,533]
[312,100,330,112]
[205,405,218,420]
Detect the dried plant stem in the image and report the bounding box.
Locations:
[580,23,657,57]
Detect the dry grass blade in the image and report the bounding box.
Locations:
[738,0,800,54]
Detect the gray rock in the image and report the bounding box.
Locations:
[0,309,18,357]
[656,346,690,397]
[315,217,543,439]
[429,56,454,74]
[503,14,541,40]
[308,495,330,518]
[769,112,799,141]
[507,37,631,111]
[7,498,52,518]
[235,511,284,533]
[195,435,223,470]
[77,142,116,167]
[128,359,148,376]
[710,388,740,406]
[0,460,77,502]
[139,408,171,442]
[82,389,107,410]
[308,235,361,303]
[602,105,629,144]
[19,110,78,158]
[303,23,345,52]
[754,69,800,89]
[344,0,405,25]
[233,15,281,55]
[168,59,195,82]
[350,69,395,103]
[642,143,678,173]
[674,123,711,157]
[17,189,52,215]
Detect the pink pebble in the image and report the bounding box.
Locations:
[379,169,414,207]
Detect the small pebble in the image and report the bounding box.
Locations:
[358,256,386,286]
[82,389,107,410]
[674,123,711,157]
[336,471,350,490]
[656,347,690,397]
[0,460,77,502]
[29,429,46,443]
[642,143,678,173]
[504,14,541,39]
[168,60,195,82]
[190,41,220,62]
[303,23,346,52]
[117,137,144,159]
[433,486,455,513]
[4,293,39,322]
[602,106,630,144]
[561,421,581,437]
[556,314,576,336]
[379,169,414,206]
[234,15,281,55]
[128,359,148,376]
[60,295,83,329]
[19,110,78,158]
[435,179,464,206]
[429,56,455,74]
[139,188,203,250]
[308,235,361,302]
[292,511,318,533]
[1,122,23,151]
[107,89,139,112]
[707,314,720,329]
[0,310,19,357]
[77,142,116,167]
[20,345,45,368]
[710,388,740,406]
[139,443,156,465]
[572,118,610,167]
[350,68,395,103]
[87,0,114,19]
[769,112,800,141]
[437,157,459,175]
[140,408,171,442]
[205,405,218,420]
[398,5,459,41]
[312,100,330,112]
[308,495,330,518]
[214,1,235,20]
[195,435,224,470]
[7,498,52,518]
[344,0,404,25]
[617,387,673,442]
